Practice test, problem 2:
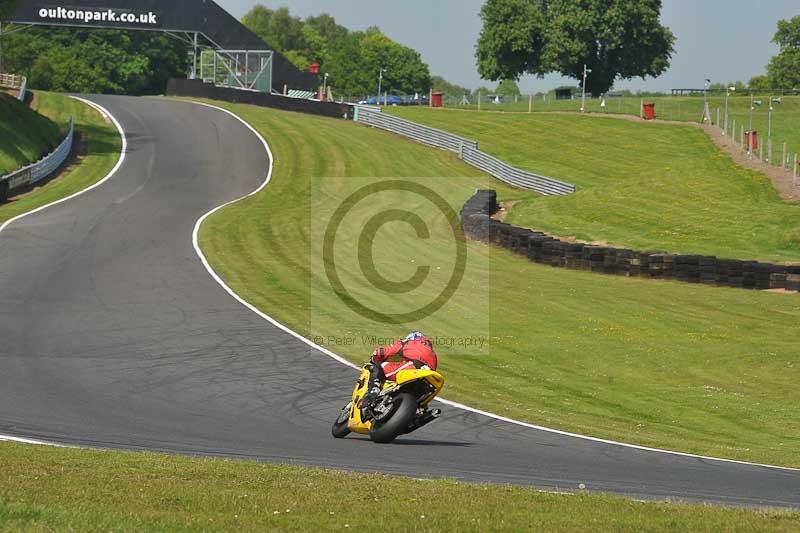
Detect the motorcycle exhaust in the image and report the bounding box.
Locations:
[418,409,442,427]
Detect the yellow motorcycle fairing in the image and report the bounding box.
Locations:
[346,366,445,434]
[394,369,445,407]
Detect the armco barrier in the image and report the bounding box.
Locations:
[354,107,576,196]
[0,117,74,202]
[354,106,478,153]
[167,78,354,120]
[18,76,27,103]
[461,190,800,292]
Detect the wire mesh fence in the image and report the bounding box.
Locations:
[432,92,800,188]
[342,89,800,189]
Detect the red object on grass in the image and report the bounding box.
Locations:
[745,131,759,151]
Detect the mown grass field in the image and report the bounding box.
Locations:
[443,94,800,155]
[0,92,122,225]
[389,107,800,263]
[1,442,797,532]
[0,92,60,175]
[191,99,800,467]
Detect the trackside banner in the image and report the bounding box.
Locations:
[35,6,160,26]
[5,1,270,50]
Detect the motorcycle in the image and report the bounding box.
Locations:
[332,364,445,443]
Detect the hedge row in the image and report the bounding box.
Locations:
[461,190,800,292]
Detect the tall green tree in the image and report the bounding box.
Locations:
[306,13,349,43]
[4,28,187,94]
[748,75,772,93]
[241,6,307,55]
[242,5,431,97]
[358,27,430,96]
[767,16,800,90]
[476,0,676,95]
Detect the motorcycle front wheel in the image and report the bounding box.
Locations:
[331,403,352,438]
[369,393,417,444]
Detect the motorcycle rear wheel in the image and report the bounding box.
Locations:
[331,403,352,438]
[369,393,416,444]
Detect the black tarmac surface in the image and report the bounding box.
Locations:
[0,95,797,508]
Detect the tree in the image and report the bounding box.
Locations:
[476,0,676,95]
[767,16,800,90]
[495,79,521,97]
[4,28,187,94]
[709,81,746,93]
[242,5,431,96]
[748,75,772,93]
[0,0,17,20]
[306,13,348,43]
[241,6,306,55]
[774,16,800,49]
[431,76,471,98]
[358,27,431,96]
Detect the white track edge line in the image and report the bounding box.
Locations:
[0,96,126,448]
[0,96,126,235]
[0,435,71,447]
[188,100,799,474]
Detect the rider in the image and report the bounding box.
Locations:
[360,331,438,406]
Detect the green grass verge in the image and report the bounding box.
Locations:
[1,442,797,531]
[388,107,800,263]
[0,92,60,175]
[0,91,121,225]
[191,99,800,468]
[442,94,800,154]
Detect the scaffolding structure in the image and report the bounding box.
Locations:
[199,49,273,93]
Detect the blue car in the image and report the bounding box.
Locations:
[358,95,404,106]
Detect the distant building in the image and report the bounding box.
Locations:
[555,87,575,100]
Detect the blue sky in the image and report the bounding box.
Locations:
[218,0,799,92]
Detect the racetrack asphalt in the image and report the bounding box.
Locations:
[0,95,797,509]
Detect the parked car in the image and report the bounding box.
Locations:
[357,95,404,106]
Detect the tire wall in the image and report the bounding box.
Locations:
[461,190,800,292]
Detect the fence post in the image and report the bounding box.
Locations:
[795,154,798,182]
[768,140,773,164]
[459,141,464,160]
[478,91,481,111]
[640,99,644,119]
[783,143,788,169]
[716,108,720,128]
[529,94,532,113]
[740,126,745,149]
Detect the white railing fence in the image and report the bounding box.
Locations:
[353,106,576,196]
[0,117,75,200]
[0,73,27,102]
